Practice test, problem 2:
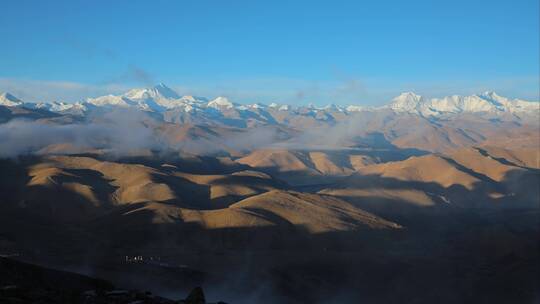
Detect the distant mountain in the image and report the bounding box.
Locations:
[124,82,180,100]
[207,96,235,110]
[0,92,23,107]
[28,101,87,115]
[1,85,538,128]
[84,84,208,113]
[388,91,539,116]
[1,84,538,304]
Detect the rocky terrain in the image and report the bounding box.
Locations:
[0,85,539,303]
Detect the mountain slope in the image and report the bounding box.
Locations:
[0,92,23,106]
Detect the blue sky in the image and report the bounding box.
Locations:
[1,0,538,105]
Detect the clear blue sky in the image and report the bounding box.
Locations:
[1,0,538,105]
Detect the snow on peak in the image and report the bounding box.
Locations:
[248,103,266,109]
[2,86,537,119]
[278,104,290,111]
[150,83,180,99]
[346,105,364,112]
[87,95,134,107]
[84,85,210,112]
[388,91,538,116]
[479,91,500,99]
[267,103,290,111]
[124,83,180,100]
[393,92,422,102]
[390,92,423,112]
[0,92,23,106]
[121,84,208,111]
[323,104,345,112]
[179,95,207,103]
[207,96,234,109]
[31,101,87,114]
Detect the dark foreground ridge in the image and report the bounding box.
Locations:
[0,257,226,304]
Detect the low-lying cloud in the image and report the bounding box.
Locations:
[0,107,408,159]
[0,109,162,158]
[0,109,290,159]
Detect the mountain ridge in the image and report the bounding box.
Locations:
[1,84,538,118]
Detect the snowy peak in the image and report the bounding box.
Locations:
[479,91,500,99]
[86,95,134,107]
[390,92,424,112]
[323,104,346,112]
[0,92,23,106]
[346,105,364,112]
[395,92,422,101]
[121,84,211,111]
[248,103,267,109]
[178,95,207,104]
[124,83,180,101]
[387,91,538,116]
[2,86,537,119]
[149,83,180,99]
[207,96,234,109]
[83,84,211,113]
[30,101,87,114]
[0,92,87,115]
[268,103,291,111]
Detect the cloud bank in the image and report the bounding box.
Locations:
[0,109,162,158]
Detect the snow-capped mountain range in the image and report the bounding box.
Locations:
[389,91,538,116]
[1,84,538,119]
